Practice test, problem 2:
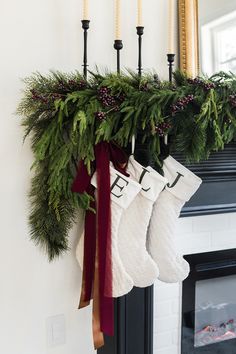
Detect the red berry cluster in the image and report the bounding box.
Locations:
[31,89,63,104]
[223,116,232,125]
[51,93,63,100]
[187,78,202,85]
[155,122,172,136]
[118,93,126,103]
[70,79,87,90]
[229,94,236,107]
[187,78,216,91]
[31,89,49,104]
[57,82,69,92]
[98,86,116,107]
[95,111,106,121]
[57,80,87,92]
[171,94,194,115]
[203,82,216,91]
[140,83,149,92]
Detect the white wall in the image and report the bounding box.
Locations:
[0,1,178,354]
[199,0,236,25]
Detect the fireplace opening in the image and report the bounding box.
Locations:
[195,274,236,347]
[181,249,236,354]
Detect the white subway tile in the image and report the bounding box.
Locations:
[154,315,179,333]
[192,214,229,233]
[211,230,236,248]
[154,283,180,302]
[176,232,211,254]
[229,213,236,229]
[155,345,179,354]
[155,279,169,289]
[175,217,193,235]
[172,329,179,345]
[172,299,181,315]
[155,301,172,318]
[153,331,173,349]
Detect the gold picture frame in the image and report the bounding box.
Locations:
[178,0,199,77]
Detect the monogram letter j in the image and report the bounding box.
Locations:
[167,172,184,189]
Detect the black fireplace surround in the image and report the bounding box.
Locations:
[98,142,236,354]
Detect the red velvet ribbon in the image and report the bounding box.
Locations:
[72,141,128,344]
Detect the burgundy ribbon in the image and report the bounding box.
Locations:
[95,142,113,335]
[72,141,128,345]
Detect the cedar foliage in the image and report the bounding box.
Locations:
[18,70,236,259]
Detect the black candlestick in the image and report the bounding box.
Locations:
[82,20,90,79]
[114,40,123,74]
[136,26,144,76]
[167,53,175,83]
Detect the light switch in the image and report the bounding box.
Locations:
[47,314,66,347]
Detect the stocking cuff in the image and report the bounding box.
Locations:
[163,156,202,202]
[128,156,168,202]
[91,165,141,209]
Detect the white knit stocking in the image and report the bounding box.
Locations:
[147,156,202,283]
[76,165,141,298]
[118,156,167,287]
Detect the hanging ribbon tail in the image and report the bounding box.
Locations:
[71,160,92,193]
[95,142,114,337]
[72,141,129,348]
[93,243,105,349]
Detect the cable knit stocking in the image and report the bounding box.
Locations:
[147,156,202,283]
[118,156,167,287]
[76,165,141,298]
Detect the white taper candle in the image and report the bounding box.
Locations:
[137,0,143,26]
[83,0,89,20]
[115,0,121,40]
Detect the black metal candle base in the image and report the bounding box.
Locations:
[167,53,175,83]
[114,40,123,74]
[81,20,90,79]
[136,26,144,76]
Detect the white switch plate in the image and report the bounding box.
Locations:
[46,314,66,347]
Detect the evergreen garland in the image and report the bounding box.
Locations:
[18,70,236,259]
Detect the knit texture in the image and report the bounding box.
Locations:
[118,156,167,287]
[147,156,202,283]
[76,165,141,298]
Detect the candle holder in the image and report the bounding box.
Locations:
[81,20,90,79]
[164,53,175,147]
[114,40,123,74]
[136,26,144,76]
[167,53,175,83]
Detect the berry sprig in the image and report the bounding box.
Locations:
[171,94,194,115]
[57,80,87,92]
[30,89,49,104]
[57,82,67,92]
[51,93,63,100]
[98,86,116,107]
[69,79,87,90]
[223,116,232,125]
[155,122,172,136]
[140,82,150,92]
[229,94,236,108]
[187,78,216,91]
[95,111,106,121]
[118,92,126,103]
[30,89,65,104]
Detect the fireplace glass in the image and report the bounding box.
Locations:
[194,274,236,348]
